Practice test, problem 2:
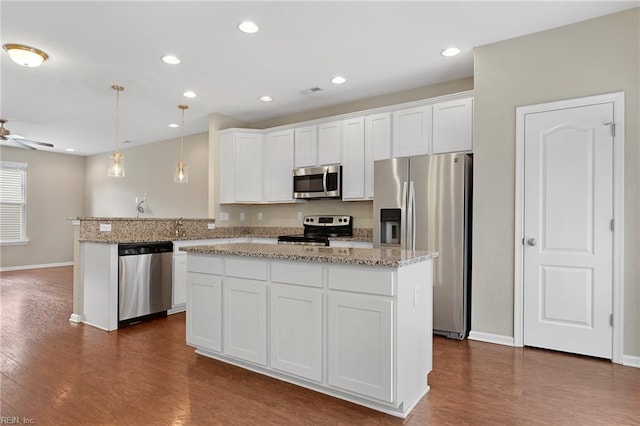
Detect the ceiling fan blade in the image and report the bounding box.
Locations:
[18,138,54,148]
[10,139,37,150]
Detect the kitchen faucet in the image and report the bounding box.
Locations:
[136,199,146,218]
[175,218,186,237]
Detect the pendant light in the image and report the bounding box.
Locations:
[174,104,189,183]
[107,85,125,177]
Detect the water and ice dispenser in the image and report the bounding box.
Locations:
[379,208,401,246]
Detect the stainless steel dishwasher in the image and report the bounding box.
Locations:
[118,241,173,325]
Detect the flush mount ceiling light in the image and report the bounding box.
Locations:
[161,55,181,65]
[238,21,259,34]
[183,91,197,98]
[259,95,273,102]
[65,148,75,152]
[441,47,460,57]
[3,43,49,67]
[174,104,189,184]
[107,85,125,178]
[168,123,179,128]
[331,76,347,85]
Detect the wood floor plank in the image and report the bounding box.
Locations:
[1,266,638,425]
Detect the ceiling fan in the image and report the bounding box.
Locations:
[0,118,54,150]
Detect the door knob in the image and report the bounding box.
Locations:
[527,238,537,246]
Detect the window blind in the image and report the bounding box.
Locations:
[0,162,27,243]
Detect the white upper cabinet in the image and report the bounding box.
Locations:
[265,130,294,202]
[341,117,366,200]
[234,132,264,202]
[294,125,317,167]
[219,133,235,204]
[432,97,473,154]
[367,112,392,161]
[219,130,264,203]
[392,105,433,158]
[317,120,342,165]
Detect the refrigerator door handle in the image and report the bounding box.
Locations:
[408,181,416,251]
[401,181,408,250]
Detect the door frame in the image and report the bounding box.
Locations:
[514,92,625,363]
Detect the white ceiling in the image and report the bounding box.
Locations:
[1,1,637,156]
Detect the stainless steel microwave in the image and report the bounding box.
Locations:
[293,164,342,199]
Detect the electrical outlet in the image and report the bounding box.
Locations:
[258,212,263,221]
[240,212,246,221]
[297,211,303,220]
[219,212,229,221]
[414,286,420,306]
[99,223,112,232]
[207,223,216,230]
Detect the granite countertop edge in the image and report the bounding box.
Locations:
[180,243,437,268]
[79,234,373,244]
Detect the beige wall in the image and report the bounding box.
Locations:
[85,133,209,218]
[214,77,474,229]
[0,147,85,268]
[472,8,639,356]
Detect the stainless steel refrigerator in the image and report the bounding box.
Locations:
[373,153,472,339]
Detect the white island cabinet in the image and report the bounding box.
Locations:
[183,243,436,418]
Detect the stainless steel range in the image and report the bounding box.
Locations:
[277,215,353,246]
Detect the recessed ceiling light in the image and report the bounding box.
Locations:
[65,148,75,152]
[238,21,259,34]
[331,76,346,85]
[169,123,179,128]
[183,91,197,98]
[259,95,273,102]
[161,55,181,65]
[441,47,460,57]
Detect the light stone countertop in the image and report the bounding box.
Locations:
[180,243,437,268]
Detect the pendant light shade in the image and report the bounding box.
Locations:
[174,104,189,183]
[108,85,125,177]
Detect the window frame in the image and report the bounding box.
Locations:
[0,161,28,245]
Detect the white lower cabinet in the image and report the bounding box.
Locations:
[270,283,323,381]
[186,272,222,352]
[185,254,433,418]
[223,276,268,365]
[172,239,230,312]
[328,291,394,402]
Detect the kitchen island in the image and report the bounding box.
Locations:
[180,243,437,418]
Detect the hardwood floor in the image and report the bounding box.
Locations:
[1,266,638,425]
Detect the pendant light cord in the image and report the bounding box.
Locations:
[178,104,188,164]
[112,85,124,157]
[180,107,184,162]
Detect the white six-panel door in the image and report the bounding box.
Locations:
[523,102,614,359]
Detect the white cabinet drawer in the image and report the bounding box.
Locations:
[225,258,268,280]
[271,262,323,288]
[328,265,395,296]
[187,254,223,275]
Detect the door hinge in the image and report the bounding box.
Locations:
[610,219,615,232]
[605,122,616,137]
[610,313,614,327]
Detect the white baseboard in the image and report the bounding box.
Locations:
[468,330,515,347]
[622,354,640,368]
[168,305,186,315]
[69,313,82,323]
[1,261,73,272]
